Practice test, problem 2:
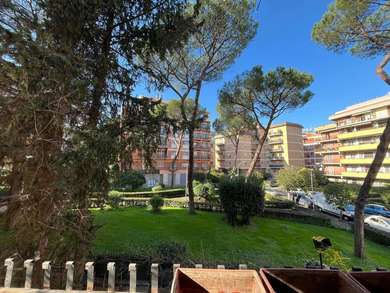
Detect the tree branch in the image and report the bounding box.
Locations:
[376,52,390,85]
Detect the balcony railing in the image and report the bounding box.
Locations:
[268,138,283,144]
[338,127,385,140]
[268,130,283,137]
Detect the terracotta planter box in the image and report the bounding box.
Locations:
[349,271,390,293]
[171,268,267,293]
[259,268,368,293]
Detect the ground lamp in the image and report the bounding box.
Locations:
[312,236,332,269]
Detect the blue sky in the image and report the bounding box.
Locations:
[136,0,389,130]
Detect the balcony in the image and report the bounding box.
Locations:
[338,127,385,140]
[270,156,284,161]
[340,157,390,165]
[322,161,340,165]
[271,147,284,153]
[268,138,283,145]
[342,171,390,180]
[339,143,381,152]
[269,130,283,137]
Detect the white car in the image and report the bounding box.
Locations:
[311,192,342,217]
[365,215,390,234]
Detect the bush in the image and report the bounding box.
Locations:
[112,170,146,191]
[155,241,187,262]
[193,181,217,203]
[108,188,185,198]
[207,169,225,184]
[150,195,164,212]
[219,176,264,225]
[152,184,164,192]
[193,172,207,183]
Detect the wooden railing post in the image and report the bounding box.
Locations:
[151,263,158,293]
[65,261,74,291]
[107,262,115,293]
[85,262,94,291]
[23,259,34,289]
[42,261,51,289]
[4,258,14,288]
[128,263,136,293]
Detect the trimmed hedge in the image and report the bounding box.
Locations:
[108,188,185,198]
[364,226,390,246]
[262,208,332,227]
[265,200,295,209]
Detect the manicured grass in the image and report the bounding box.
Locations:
[92,207,390,270]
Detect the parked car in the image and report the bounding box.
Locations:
[312,192,342,217]
[342,203,390,220]
[341,204,355,220]
[365,204,390,218]
[364,215,390,234]
[297,194,313,208]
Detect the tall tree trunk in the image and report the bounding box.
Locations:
[186,81,202,214]
[246,120,273,177]
[354,118,390,257]
[234,135,239,170]
[170,131,184,187]
[187,126,195,214]
[87,10,114,128]
[354,53,390,258]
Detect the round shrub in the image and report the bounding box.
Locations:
[112,170,145,191]
[152,184,164,192]
[193,181,217,203]
[150,195,164,212]
[219,175,264,225]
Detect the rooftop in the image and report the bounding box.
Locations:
[329,93,390,120]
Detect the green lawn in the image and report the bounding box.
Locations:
[92,207,390,270]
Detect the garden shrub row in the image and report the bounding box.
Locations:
[108,188,185,198]
[262,209,332,227]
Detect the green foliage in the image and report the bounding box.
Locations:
[193,181,217,202]
[108,188,185,198]
[152,184,164,192]
[323,182,358,207]
[150,195,164,212]
[0,0,193,261]
[143,0,258,209]
[155,241,187,262]
[193,173,207,183]
[92,208,390,269]
[112,171,146,191]
[219,66,313,127]
[323,248,351,271]
[277,167,328,191]
[218,66,313,176]
[312,0,390,57]
[219,176,264,225]
[207,169,225,184]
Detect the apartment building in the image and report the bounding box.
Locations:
[315,124,344,181]
[213,122,304,176]
[303,131,322,169]
[132,120,211,187]
[213,130,270,175]
[329,94,390,186]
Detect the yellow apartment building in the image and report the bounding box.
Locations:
[213,122,304,176]
[328,94,390,186]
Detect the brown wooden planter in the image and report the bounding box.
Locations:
[171,268,267,293]
[259,268,369,293]
[349,271,390,293]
